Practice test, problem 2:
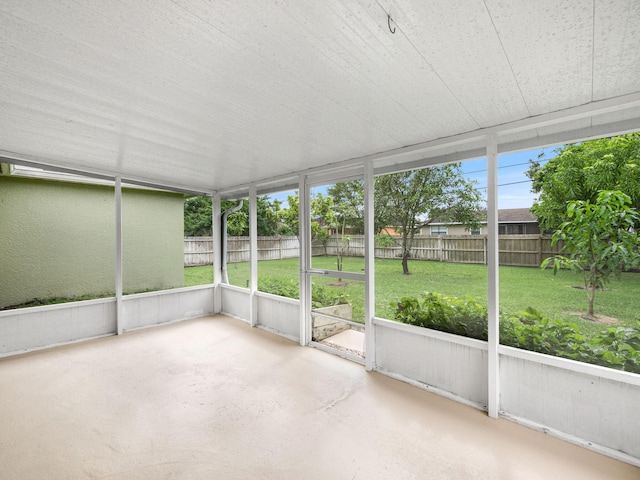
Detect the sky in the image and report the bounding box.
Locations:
[464,145,561,209]
[268,145,563,210]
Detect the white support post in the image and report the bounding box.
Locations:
[212,194,222,313]
[364,162,376,371]
[249,187,258,327]
[115,177,123,335]
[487,134,500,418]
[299,175,311,346]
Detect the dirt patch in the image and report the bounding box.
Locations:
[570,285,610,291]
[569,312,619,325]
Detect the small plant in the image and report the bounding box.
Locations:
[258,276,350,309]
[393,292,640,374]
[589,327,640,372]
[500,307,586,358]
[311,284,350,309]
[394,292,487,340]
[258,277,299,299]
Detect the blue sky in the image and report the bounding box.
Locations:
[464,145,560,209]
[268,145,562,210]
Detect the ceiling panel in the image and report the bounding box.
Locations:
[1,0,639,194]
[485,0,594,115]
[385,0,528,128]
[592,0,640,100]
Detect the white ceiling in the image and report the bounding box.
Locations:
[1,0,639,196]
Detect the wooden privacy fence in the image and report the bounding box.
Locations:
[323,234,563,267]
[184,236,214,266]
[184,236,303,266]
[185,234,564,268]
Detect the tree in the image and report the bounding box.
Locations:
[184,196,212,236]
[541,190,640,318]
[279,191,335,243]
[527,133,640,232]
[327,181,365,234]
[183,195,281,236]
[327,180,394,234]
[330,200,358,276]
[223,199,248,236]
[310,192,335,245]
[376,165,483,275]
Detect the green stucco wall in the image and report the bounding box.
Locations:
[0,176,184,308]
[122,186,184,293]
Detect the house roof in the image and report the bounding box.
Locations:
[498,208,536,224]
[429,208,536,226]
[1,1,639,196]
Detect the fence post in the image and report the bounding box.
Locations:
[438,235,443,261]
[484,236,488,265]
[537,235,543,266]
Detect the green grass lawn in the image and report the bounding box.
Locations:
[185,256,640,333]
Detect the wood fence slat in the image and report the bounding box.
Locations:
[184,234,563,267]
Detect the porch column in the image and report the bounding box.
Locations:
[115,176,123,335]
[487,134,500,418]
[364,162,376,371]
[249,186,258,327]
[299,174,311,346]
[212,193,222,313]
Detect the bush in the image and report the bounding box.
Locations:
[393,292,640,374]
[259,277,350,309]
[394,292,488,340]
[258,277,299,299]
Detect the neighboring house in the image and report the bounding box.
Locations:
[380,224,477,236]
[426,208,540,236]
[496,208,540,235]
[0,164,185,308]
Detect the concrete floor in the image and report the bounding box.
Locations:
[319,329,365,358]
[0,314,637,480]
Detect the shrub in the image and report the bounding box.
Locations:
[259,277,350,309]
[394,292,487,340]
[393,292,640,374]
[258,277,299,299]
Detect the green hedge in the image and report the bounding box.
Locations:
[393,292,640,374]
[258,277,349,309]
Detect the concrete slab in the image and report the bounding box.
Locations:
[0,314,637,479]
[320,329,365,358]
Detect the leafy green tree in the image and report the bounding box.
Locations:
[327,181,365,234]
[280,194,300,236]
[184,196,212,236]
[270,198,293,236]
[232,196,281,236]
[527,133,640,232]
[541,190,640,317]
[223,199,247,236]
[327,180,394,234]
[184,196,281,236]
[311,192,335,244]
[330,200,358,275]
[376,165,483,275]
[279,191,334,242]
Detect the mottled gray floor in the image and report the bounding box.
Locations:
[0,314,636,479]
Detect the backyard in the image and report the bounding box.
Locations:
[185,256,640,336]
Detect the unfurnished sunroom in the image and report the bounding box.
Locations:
[1,1,640,478]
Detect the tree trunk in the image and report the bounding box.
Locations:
[402,253,410,275]
[401,230,412,275]
[588,285,595,316]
